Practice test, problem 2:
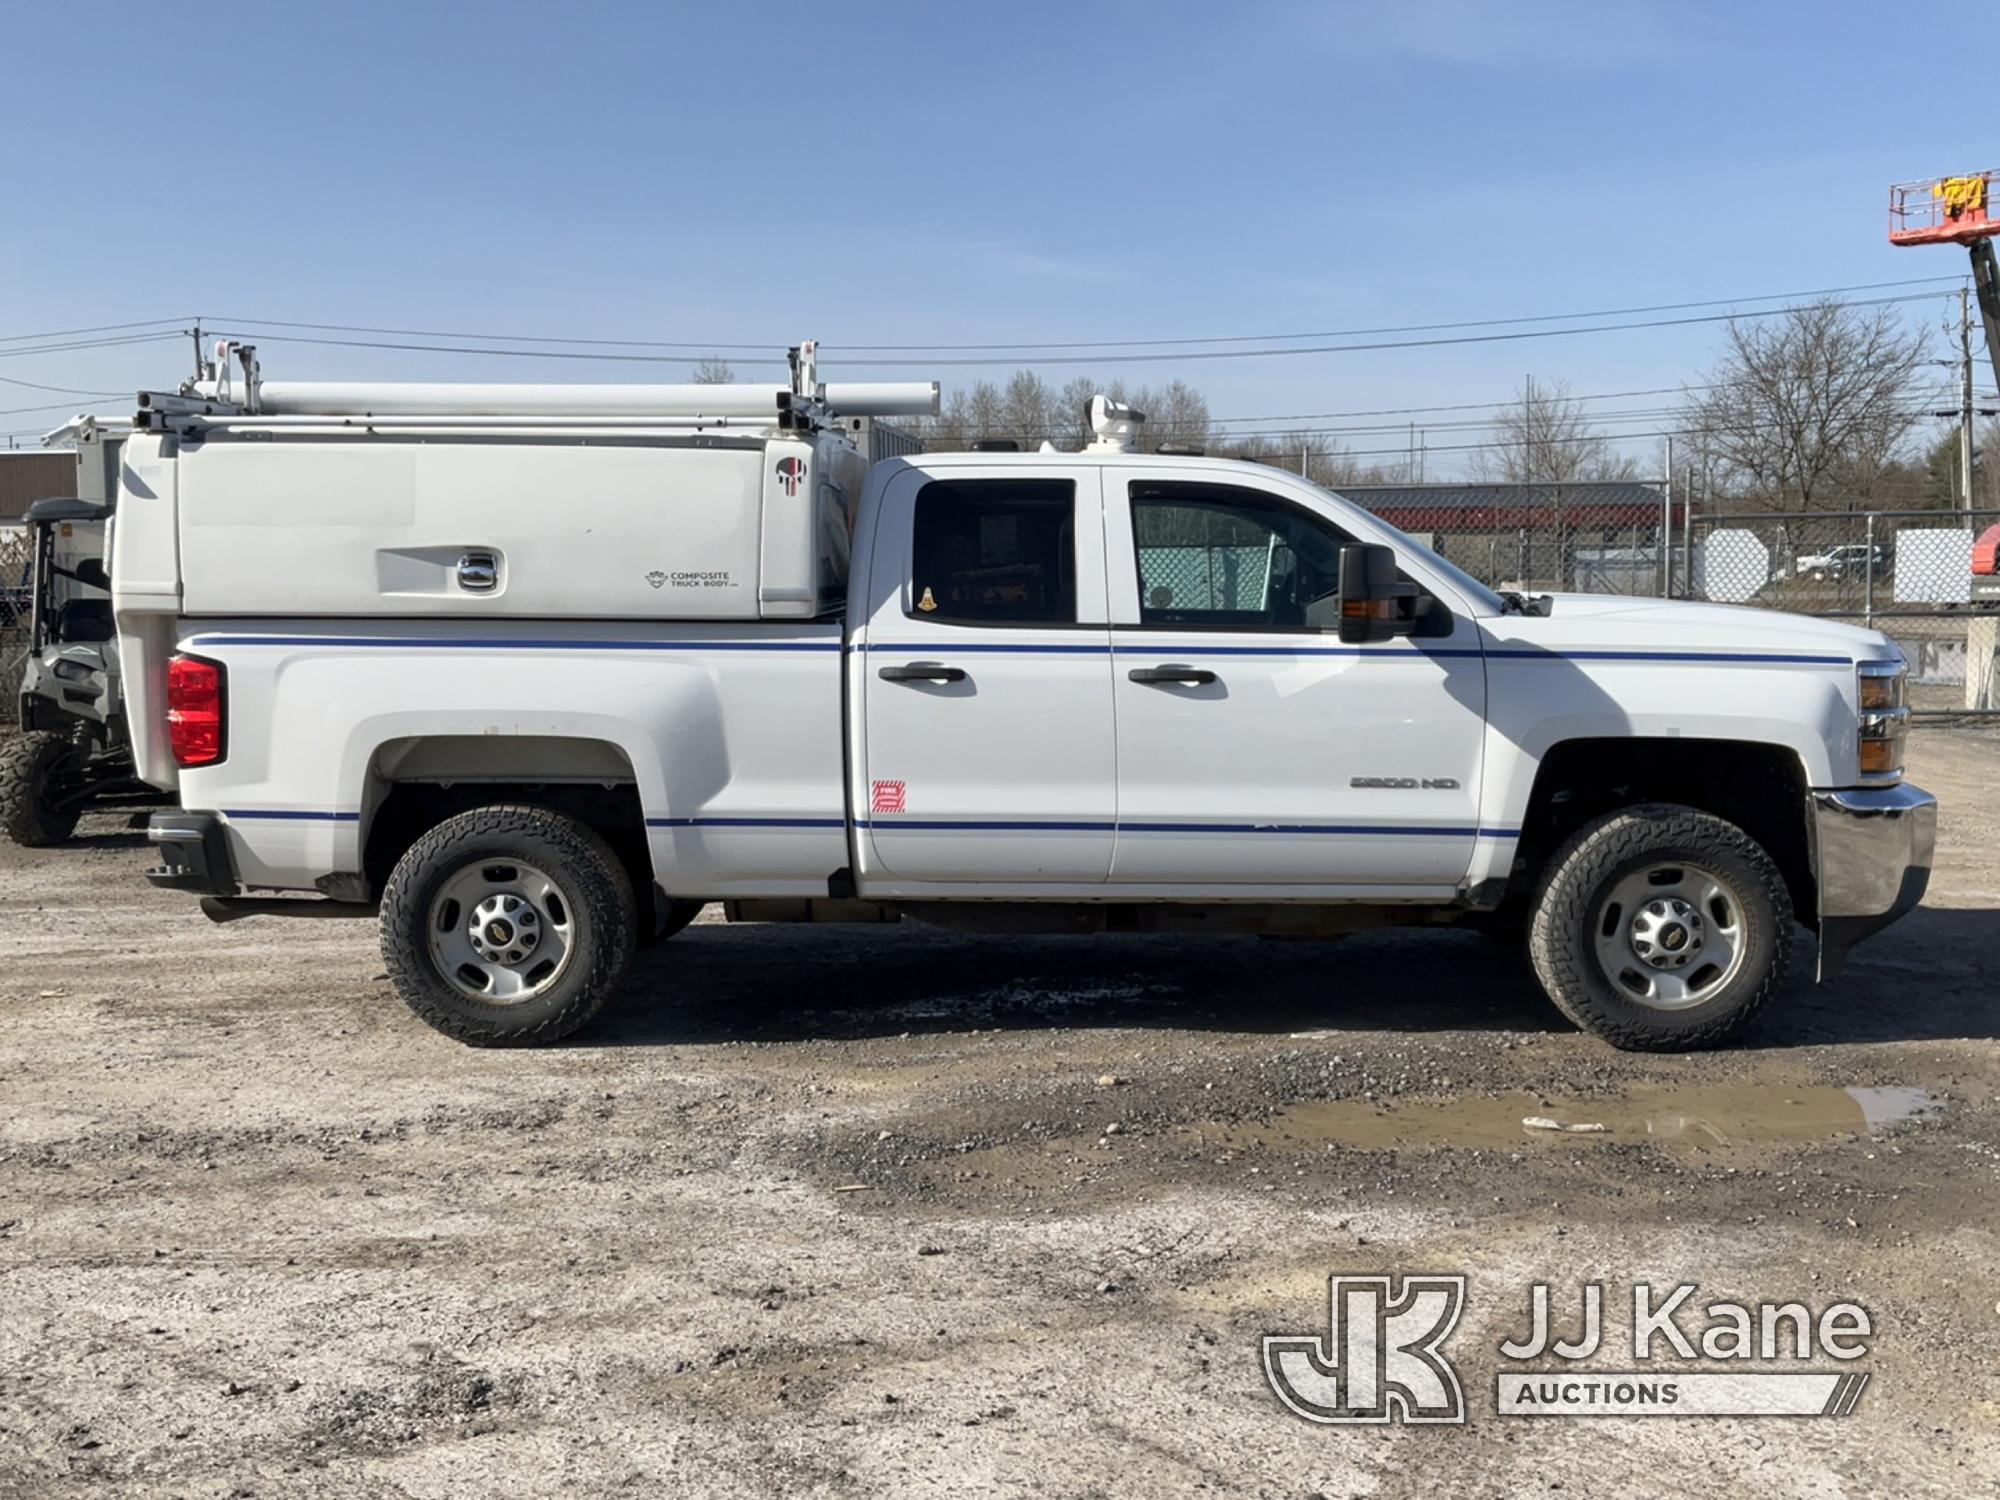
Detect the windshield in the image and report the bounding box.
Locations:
[1309,481,1507,614]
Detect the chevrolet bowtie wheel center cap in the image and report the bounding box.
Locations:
[1631,897,1704,971]
[470,895,540,966]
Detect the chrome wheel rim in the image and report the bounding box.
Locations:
[1591,861,1747,1010]
[426,859,574,1003]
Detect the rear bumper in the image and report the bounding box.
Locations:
[145,810,239,896]
[1812,783,1936,980]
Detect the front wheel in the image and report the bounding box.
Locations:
[0,731,85,846]
[380,805,637,1046]
[1528,803,1792,1051]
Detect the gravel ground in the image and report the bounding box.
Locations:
[1,730,1996,1497]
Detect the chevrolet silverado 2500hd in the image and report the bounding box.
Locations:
[112,344,1935,1051]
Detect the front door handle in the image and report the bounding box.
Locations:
[1127,663,1217,686]
[878,661,967,684]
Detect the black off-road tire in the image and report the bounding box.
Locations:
[0,731,84,847]
[380,804,637,1047]
[1528,803,1792,1052]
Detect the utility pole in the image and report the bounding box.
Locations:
[1962,286,1976,518]
[1522,374,1534,484]
[1662,434,1675,597]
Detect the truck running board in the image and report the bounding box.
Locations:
[200,896,377,924]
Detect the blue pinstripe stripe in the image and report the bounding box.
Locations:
[224,810,1520,839]
[222,809,361,822]
[875,642,1850,665]
[859,819,1517,837]
[192,635,842,652]
[1482,647,1848,664]
[644,816,1518,838]
[186,633,1850,667]
[646,816,845,829]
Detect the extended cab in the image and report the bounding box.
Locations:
[113,346,1936,1051]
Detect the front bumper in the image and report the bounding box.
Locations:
[145,810,239,896]
[1812,783,1936,980]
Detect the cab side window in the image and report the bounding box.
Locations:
[1131,482,1353,629]
[909,479,1076,625]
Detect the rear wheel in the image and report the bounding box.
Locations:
[1528,803,1791,1051]
[380,805,636,1046]
[0,731,84,846]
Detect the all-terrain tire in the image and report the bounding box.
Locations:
[380,804,637,1047]
[0,731,83,846]
[1528,802,1792,1052]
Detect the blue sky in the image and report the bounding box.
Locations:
[2,0,1994,469]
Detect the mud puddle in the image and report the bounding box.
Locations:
[1207,1085,1942,1153]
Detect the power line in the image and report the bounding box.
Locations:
[956,404,1970,457]
[201,315,751,354]
[1205,380,1985,428]
[0,316,186,346]
[0,331,186,362]
[830,275,1972,351]
[0,398,123,417]
[201,276,1968,357]
[991,387,1970,441]
[0,372,133,396]
[204,291,1954,371]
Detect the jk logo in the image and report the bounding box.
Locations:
[1263,1275,1467,1425]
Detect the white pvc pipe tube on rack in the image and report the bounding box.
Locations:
[191,381,941,420]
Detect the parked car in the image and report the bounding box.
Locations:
[1793,543,1890,583]
[113,343,1935,1053]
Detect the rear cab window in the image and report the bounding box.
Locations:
[909,479,1076,625]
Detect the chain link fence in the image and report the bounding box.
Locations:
[1,527,31,730]
[1674,508,2000,712]
[1333,481,1681,596]
[1323,484,2000,717]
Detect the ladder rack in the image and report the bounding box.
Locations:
[132,339,939,435]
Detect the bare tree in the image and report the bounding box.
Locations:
[691,358,736,385]
[1002,370,1054,442]
[1471,377,1637,483]
[1138,380,1213,449]
[916,371,1216,452]
[1678,300,1928,512]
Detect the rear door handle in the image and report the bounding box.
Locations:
[1127,663,1216,686]
[878,661,967,683]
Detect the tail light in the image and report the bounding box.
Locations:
[167,654,225,767]
[1973,524,2000,576]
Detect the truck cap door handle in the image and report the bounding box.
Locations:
[1128,664,1217,686]
[457,550,499,592]
[878,661,966,684]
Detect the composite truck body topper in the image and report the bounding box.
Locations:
[108,342,1934,1051]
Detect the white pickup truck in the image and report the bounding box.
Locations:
[111,345,1934,1052]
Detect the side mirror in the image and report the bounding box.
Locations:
[1332,543,1418,643]
[74,558,110,590]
